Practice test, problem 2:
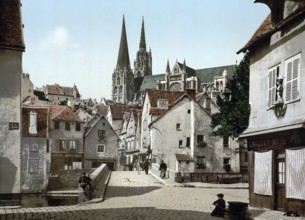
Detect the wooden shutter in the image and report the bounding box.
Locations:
[268,68,277,107]
[285,55,300,102]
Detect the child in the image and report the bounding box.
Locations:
[211,193,226,217]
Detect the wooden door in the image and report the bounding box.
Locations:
[274,152,286,211]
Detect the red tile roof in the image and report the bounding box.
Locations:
[46,84,80,97]
[109,103,132,120]
[238,5,305,54]
[0,0,25,50]
[96,103,109,116]
[146,89,186,108]
[49,105,82,122]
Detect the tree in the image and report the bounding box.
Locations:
[211,52,250,139]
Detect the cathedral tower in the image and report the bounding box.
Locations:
[133,17,152,99]
[112,16,134,104]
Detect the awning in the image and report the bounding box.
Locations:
[239,123,305,139]
[175,154,194,161]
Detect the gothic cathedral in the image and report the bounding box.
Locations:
[112,16,152,104]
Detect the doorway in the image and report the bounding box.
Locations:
[274,151,286,211]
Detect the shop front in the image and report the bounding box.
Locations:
[241,127,305,216]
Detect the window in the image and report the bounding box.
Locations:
[58,140,65,151]
[64,157,82,170]
[69,140,76,150]
[29,111,37,134]
[54,121,60,129]
[187,109,191,114]
[285,54,300,103]
[223,136,229,148]
[157,99,169,109]
[97,144,105,153]
[268,65,279,107]
[186,137,190,147]
[65,122,70,130]
[176,123,181,130]
[196,156,206,169]
[223,158,231,171]
[178,140,183,148]
[98,130,106,140]
[75,123,81,131]
[278,161,285,184]
[197,135,205,143]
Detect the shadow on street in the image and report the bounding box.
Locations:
[105,186,162,198]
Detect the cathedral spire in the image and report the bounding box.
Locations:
[139,16,146,50]
[166,59,170,75]
[117,15,130,68]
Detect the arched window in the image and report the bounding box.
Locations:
[117,77,120,85]
[114,86,117,94]
[119,86,123,93]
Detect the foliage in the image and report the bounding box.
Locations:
[211,52,250,139]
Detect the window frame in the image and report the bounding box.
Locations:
[267,65,279,108]
[97,144,105,153]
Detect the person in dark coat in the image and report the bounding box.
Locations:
[143,159,150,175]
[211,193,226,217]
[159,160,167,178]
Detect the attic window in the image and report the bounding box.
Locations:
[157,99,168,109]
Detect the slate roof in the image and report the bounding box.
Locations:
[238,4,305,54]
[177,62,197,76]
[49,105,82,122]
[140,74,165,92]
[46,84,80,97]
[0,0,25,50]
[196,65,236,84]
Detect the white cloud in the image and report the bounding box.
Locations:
[46,26,69,48]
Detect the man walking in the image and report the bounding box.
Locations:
[159,160,167,178]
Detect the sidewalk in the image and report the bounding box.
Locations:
[149,170,249,189]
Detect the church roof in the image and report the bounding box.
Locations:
[0,0,25,50]
[116,16,130,68]
[140,74,165,92]
[196,65,236,84]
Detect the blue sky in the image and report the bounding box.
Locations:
[22,0,270,100]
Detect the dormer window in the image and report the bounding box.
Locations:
[29,111,37,134]
[157,99,168,109]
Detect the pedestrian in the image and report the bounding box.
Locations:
[159,160,167,178]
[143,159,150,175]
[210,193,226,217]
[135,159,141,174]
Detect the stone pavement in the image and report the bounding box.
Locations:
[0,170,304,220]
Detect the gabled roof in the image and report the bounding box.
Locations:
[149,93,211,126]
[196,65,236,84]
[238,4,305,54]
[49,105,82,122]
[146,89,186,108]
[176,62,196,76]
[85,115,117,137]
[46,84,80,97]
[0,0,25,50]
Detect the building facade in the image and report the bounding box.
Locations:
[0,0,25,204]
[239,1,305,216]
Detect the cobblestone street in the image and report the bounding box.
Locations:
[0,171,304,220]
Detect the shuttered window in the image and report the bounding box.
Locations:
[285,54,300,103]
[267,66,277,107]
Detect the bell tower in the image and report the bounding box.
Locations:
[112,16,134,104]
